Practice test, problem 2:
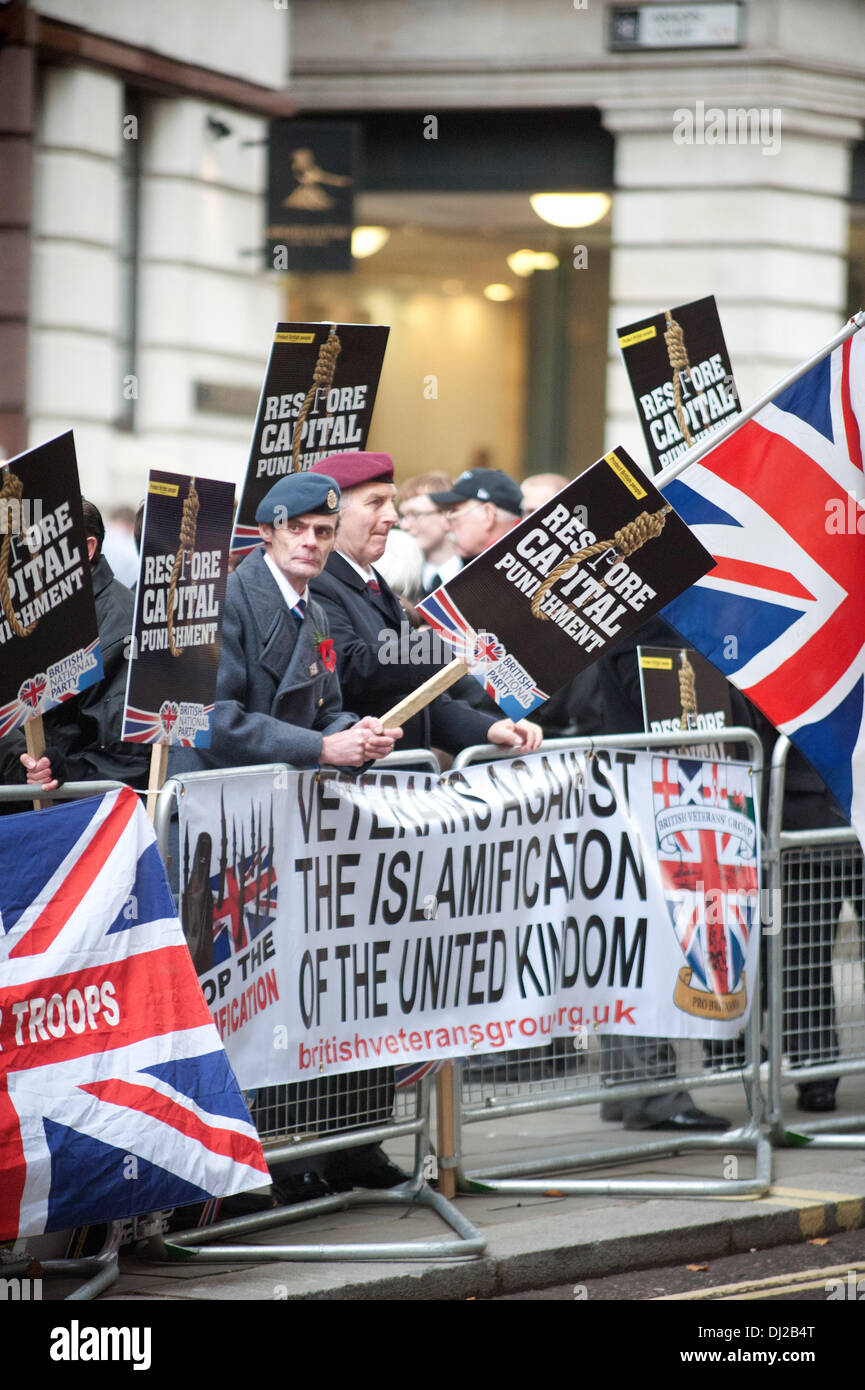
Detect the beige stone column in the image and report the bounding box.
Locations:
[601,94,862,472]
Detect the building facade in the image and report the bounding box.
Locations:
[1,0,291,503]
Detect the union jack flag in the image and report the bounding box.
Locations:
[230,522,262,558]
[662,327,865,843]
[18,675,47,710]
[211,852,278,965]
[395,1061,443,1090]
[653,757,758,998]
[0,787,269,1239]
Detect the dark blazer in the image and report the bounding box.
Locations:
[310,551,497,753]
[171,546,354,774]
[0,555,149,790]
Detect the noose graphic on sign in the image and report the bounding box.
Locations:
[291,326,342,472]
[678,648,699,754]
[166,477,200,657]
[530,505,671,622]
[0,470,40,638]
[664,308,694,448]
[678,649,698,732]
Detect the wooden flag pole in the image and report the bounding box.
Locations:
[435,1062,457,1198]
[24,713,49,811]
[146,742,169,823]
[380,658,468,729]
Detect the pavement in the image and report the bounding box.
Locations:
[55,1067,865,1302]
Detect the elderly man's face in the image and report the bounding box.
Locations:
[259,512,338,591]
[445,498,497,559]
[336,481,398,567]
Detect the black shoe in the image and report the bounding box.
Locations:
[631,1106,732,1133]
[220,1188,280,1217]
[599,1101,624,1122]
[796,1081,837,1113]
[272,1170,334,1204]
[322,1144,411,1191]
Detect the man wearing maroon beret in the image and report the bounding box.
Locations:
[305,450,541,1189]
[308,451,542,758]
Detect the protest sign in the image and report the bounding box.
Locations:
[0,432,101,741]
[416,448,715,721]
[638,645,733,760]
[122,471,233,749]
[232,322,389,556]
[618,295,739,473]
[179,750,761,1090]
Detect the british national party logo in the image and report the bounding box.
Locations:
[652,756,758,1020]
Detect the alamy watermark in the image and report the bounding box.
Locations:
[673,101,782,157]
[0,498,44,539]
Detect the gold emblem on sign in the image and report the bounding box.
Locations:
[282,148,351,212]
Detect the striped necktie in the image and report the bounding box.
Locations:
[291,597,307,631]
[367,578,381,596]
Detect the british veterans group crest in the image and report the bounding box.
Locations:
[652,756,758,1021]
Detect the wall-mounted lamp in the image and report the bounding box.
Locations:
[206,115,234,141]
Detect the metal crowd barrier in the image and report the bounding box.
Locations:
[147,755,486,1264]
[765,737,865,1147]
[0,779,129,1301]
[442,732,772,1199]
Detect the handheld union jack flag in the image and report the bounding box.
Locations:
[662,325,865,843]
[0,788,269,1239]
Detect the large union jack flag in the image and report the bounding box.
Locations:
[662,327,865,841]
[0,787,269,1239]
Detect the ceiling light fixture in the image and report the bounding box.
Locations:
[529,193,611,228]
[351,226,391,259]
[506,249,560,278]
[483,283,515,302]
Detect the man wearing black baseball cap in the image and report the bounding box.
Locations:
[429,467,524,560]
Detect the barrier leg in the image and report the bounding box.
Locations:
[137,1080,486,1266]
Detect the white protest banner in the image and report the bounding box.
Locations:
[179,749,761,1090]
